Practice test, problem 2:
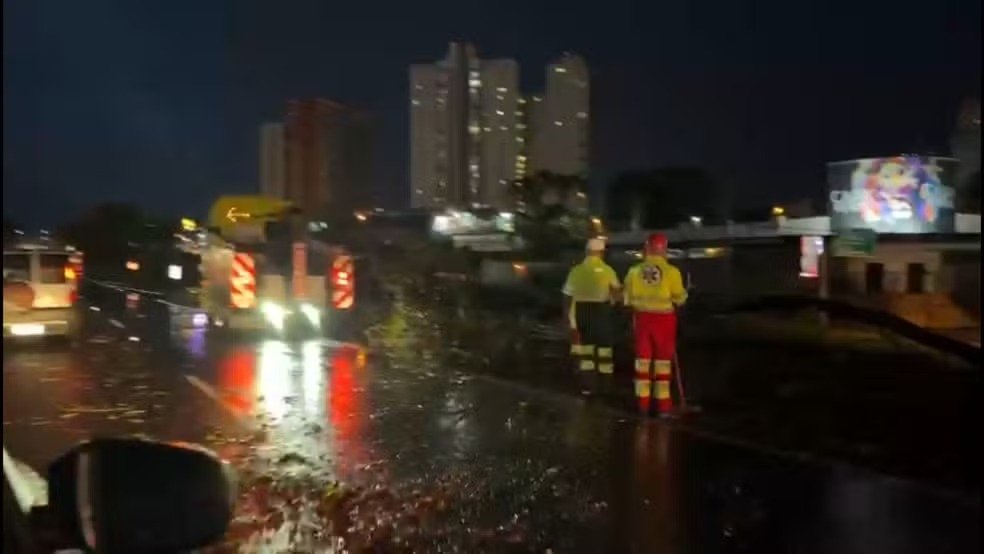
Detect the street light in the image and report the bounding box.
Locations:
[771,206,785,216]
[689,216,703,226]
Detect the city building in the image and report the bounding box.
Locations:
[410,43,479,209]
[606,155,981,337]
[409,45,589,210]
[259,122,286,199]
[411,43,550,211]
[527,53,590,179]
[477,59,521,208]
[284,99,373,217]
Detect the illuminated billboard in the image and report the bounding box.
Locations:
[827,156,957,234]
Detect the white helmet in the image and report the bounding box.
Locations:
[586,238,606,252]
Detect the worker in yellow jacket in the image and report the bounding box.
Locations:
[563,238,621,387]
[623,233,687,416]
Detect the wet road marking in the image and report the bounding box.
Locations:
[87,279,371,351]
[86,279,163,297]
[184,374,256,430]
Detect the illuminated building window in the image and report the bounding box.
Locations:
[496,95,504,101]
[496,110,504,116]
[496,87,508,93]
[576,111,587,119]
[555,67,567,73]
[500,126,508,131]
[554,120,564,126]
[411,100,420,106]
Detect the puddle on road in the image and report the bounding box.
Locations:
[189,309,605,553]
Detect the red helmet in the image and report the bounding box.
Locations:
[645,233,668,253]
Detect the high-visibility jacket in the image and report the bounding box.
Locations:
[624,255,687,313]
[562,256,620,303]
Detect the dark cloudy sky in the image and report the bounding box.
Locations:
[3,0,980,227]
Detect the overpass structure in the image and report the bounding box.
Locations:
[606,214,981,248]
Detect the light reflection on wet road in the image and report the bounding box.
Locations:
[3,288,980,553]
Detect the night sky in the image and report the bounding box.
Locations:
[3,0,980,227]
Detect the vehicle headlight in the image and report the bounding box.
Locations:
[300,303,320,327]
[261,302,287,330]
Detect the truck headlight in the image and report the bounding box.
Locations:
[300,303,320,327]
[261,302,288,331]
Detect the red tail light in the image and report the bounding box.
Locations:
[69,288,78,305]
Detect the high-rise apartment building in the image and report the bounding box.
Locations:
[410,42,520,210]
[284,99,373,217]
[527,54,590,178]
[410,44,588,210]
[259,122,286,199]
[478,59,521,207]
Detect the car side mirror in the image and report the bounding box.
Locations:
[38,438,235,553]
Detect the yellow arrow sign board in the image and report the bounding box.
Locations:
[207,195,292,238]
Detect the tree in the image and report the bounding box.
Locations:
[510,172,590,256]
[605,168,724,231]
[56,203,147,265]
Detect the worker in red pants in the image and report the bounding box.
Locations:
[623,233,688,417]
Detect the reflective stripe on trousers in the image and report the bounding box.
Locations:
[572,301,615,375]
[633,311,677,413]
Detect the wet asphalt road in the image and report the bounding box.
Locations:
[3,287,980,553]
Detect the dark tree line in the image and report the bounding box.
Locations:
[56,203,175,266]
[605,168,728,231]
[510,171,590,256]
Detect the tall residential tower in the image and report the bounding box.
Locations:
[410,42,521,210]
[527,53,590,179]
[259,122,287,199]
[281,99,373,217]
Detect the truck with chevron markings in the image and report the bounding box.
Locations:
[198,195,355,337]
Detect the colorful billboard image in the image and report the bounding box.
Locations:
[828,156,957,234]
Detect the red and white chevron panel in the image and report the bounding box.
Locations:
[229,252,256,309]
[331,254,355,310]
